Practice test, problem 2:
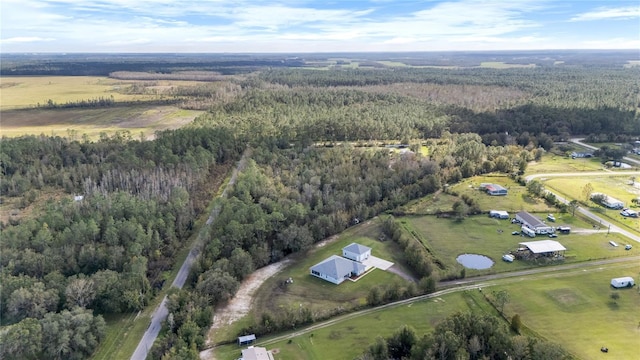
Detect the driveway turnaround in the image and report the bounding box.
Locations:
[362,255,394,270]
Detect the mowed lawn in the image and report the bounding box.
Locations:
[447,175,556,214]
[496,262,640,360]
[402,214,639,276]
[543,176,640,236]
[212,219,413,344]
[526,153,606,173]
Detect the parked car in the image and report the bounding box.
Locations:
[547,214,556,222]
[548,233,558,238]
[625,244,633,250]
[511,231,520,235]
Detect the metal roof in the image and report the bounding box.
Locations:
[343,242,371,255]
[519,240,566,254]
[310,255,365,279]
[516,211,548,229]
[238,334,256,343]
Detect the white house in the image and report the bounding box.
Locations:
[241,346,274,360]
[342,243,372,262]
[310,255,366,285]
[611,277,635,288]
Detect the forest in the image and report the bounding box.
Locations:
[1,53,639,359]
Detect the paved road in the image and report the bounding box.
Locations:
[570,138,640,166]
[131,151,249,360]
[524,171,640,244]
[202,256,640,352]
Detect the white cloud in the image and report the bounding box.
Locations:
[1,36,55,43]
[570,6,640,21]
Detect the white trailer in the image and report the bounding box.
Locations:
[521,226,536,238]
[611,277,635,288]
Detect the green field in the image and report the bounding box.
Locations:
[479,62,536,69]
[215,290,484,360]
[542,176,640,236]
[214,261,639,360]
[526,153,607,173]
[402,214,638,276]
[1,105,202,140]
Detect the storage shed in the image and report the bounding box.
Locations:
[489,210,509,219]
[611,277,635,288]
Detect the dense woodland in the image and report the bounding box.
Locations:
[1,54,639,359]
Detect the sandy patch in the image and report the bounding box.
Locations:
[207,260,292,343]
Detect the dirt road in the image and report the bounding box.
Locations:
[131,150,249,360]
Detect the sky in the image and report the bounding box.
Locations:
[1,0,639,53]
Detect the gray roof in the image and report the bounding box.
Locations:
[516,211,547,228]
[343,242,371,255]
[238,334,256,343]
[520,240,566,254]
[310,255,365,279]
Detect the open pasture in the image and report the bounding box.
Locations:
[1,76,149,109]
[448,174,556,213]
[543,175,640,235]
[526,152,606,173]
[402,214,638,276]
[219,262,640,360]
[497,262,640,360]
[1,105,202,139]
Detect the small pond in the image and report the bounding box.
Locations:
[456,254,494,269]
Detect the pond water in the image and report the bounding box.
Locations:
[456,254,494,269]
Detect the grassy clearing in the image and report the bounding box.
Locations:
[211,220,412,344]
[402,214,639,276]
[479,62,536,69]
[447,174,556,214]
[526,153,606,173]
[543,176,640,236]
[0,76,148,109]
[0,76,206,110]
[1,105,202,140]
[497,262,640,360]
[216,262,640,360]
[215,291,477,360]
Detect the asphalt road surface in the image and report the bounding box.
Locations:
[131,151,248,360]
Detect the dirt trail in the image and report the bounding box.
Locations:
[200,259,291,359]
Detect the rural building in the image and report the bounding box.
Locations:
[489,210,509,219]
[570,151,593,158]
[481,183,508,196]
[518,240,566,259]
[238,334,256,346]
[557,226,571,234]
[610,277,635,288]
[342,243,372,262]
[241,346,274,360]
[591,193,624,209]
[310,255,366,285]
[620,209,638,217]
[515,211,555,234]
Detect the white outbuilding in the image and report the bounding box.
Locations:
[611,277,635,288]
